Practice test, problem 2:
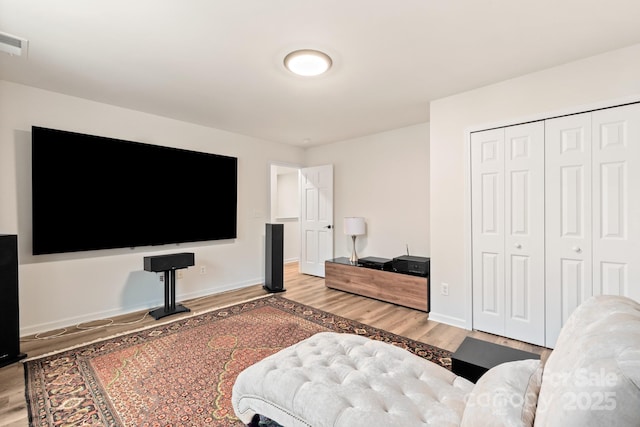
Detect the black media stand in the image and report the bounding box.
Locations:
[451,337,540,383]
[143,253,195,320]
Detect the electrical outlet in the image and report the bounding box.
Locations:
[441,283,449,296]
[158,273,164,282]
[177,270,183,279]
[200,265,206,275]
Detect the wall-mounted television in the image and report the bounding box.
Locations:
[31,126,237,255]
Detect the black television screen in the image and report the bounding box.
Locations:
[32,126,237,255]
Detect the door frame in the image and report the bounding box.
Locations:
[268,161,302,264]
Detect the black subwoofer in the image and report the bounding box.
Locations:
[0,234,26,367]
[264,224,285,293]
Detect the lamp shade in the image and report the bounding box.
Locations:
[344,217,365,236]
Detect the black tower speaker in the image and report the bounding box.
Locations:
[264,223,285,293]
[0,234,26,367]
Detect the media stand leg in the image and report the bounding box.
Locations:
[165,270,171,311]
[149,269,191,320]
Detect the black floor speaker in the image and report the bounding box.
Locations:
[264,223,285,293]
[0,234,26,367]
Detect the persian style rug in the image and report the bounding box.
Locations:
[24,295,451,426]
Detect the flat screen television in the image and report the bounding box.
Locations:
[31,126,238,255]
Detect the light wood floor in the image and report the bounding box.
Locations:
[0,263,551,426]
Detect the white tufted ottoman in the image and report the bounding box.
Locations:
[232,331,474,427]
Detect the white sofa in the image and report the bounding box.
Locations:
[232,295,640,426]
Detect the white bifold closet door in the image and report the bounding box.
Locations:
[545,103,640,347]
[471,122,545,346]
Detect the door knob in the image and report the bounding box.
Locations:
[324,225,332,229]
[572,246,581,253]
[515,244,522,249]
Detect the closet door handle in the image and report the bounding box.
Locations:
[572,246,582,253]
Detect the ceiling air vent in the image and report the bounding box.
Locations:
[0,31,28,57]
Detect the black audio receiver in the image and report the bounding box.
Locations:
[392,255,429,277]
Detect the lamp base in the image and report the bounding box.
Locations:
[350,235,358,264]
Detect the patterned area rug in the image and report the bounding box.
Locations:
[24,295,451,426]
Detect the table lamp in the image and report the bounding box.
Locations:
[344,217,366,264]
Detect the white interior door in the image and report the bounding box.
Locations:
[472,123,545,345]
[472,101,640,348]
[591,104,640,301]
[545,103,640,347]
[299,165,334,277]
[545,112,592,347]
[471,128,506,336]
[503,122,545,346]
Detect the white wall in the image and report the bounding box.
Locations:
[305,123,430,260]
[429,43,640,328]
[0,81,304,335]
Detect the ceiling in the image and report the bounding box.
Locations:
[2,1,640,147]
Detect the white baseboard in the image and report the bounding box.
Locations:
[20,302,160,337]
[428,311,469,330]
[20,277,264,336]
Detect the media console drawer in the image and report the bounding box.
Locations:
[325,257,429,312]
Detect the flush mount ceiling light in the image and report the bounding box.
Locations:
[284,49,332,77]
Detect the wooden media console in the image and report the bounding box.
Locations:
[325,257,429,312]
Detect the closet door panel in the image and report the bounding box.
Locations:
[592,103,640,301]
[504,123,545,345]
[471,129,505,335]
[545,113,592,347]
[560,259,589,323]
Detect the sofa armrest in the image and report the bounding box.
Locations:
[534,295,640,427]
[461,359,542,427]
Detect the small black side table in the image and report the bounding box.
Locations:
[144,253,195,320]
[451,336,540,383]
